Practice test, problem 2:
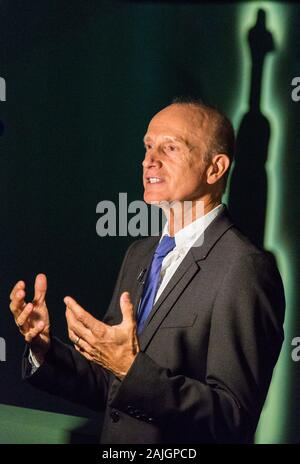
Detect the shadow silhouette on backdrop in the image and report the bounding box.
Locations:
[228,9,274,248]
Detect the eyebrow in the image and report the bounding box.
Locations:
[143,135,152,144]
[142,135,187,144]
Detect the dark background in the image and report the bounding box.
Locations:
[0,0,299,443]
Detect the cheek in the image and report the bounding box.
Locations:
[170,160,196,184]
[168,157,189,177]
[166,154,204,192]
[173,165,205,196]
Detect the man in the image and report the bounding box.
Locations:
[9,99,285,443]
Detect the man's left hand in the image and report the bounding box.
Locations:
[64,292,140,380]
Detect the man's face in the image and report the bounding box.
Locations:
[142,104,211,204]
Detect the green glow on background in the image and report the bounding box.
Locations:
[258,3,294,444]
[229,2,293,443]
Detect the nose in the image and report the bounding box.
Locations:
[142,149,162,169]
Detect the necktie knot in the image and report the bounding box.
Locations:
[154,235,176,259]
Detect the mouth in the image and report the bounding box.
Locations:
[145,176,164,185]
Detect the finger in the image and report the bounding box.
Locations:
[64,296,96,329]
[65,307,94,344]
[74,345,94,362]
[24,321,45,343]
[9,289,26,316]
[120,291,135,324]
[34,274,47,304]
[10,280,25,300]
[16,303,33,328]
[68,328,95,356]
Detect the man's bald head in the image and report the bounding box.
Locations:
[169,98,235,189]
[170,98,235,159]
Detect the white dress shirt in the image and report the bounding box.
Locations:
[154,203,224,303]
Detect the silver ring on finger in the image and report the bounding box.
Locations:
[74,336,81,346]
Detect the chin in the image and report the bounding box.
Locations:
[144,192,169,205]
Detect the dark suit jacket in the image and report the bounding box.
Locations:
[23,206,285,443]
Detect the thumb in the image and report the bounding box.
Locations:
[34,273,47,303]
[120,291,134,323]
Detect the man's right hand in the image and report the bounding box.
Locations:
[9,273,51,364]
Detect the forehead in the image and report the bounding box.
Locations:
[144,104,209,143]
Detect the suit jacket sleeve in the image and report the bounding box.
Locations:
[108,252,285,442]
[22,240,138,411]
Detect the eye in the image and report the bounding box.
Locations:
[164,144,178,153]
[144,143,153,150]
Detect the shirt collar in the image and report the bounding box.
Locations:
[161,203,224,251]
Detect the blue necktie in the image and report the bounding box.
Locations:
[137,235,176,334]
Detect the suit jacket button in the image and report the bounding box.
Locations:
[148,417,155,423]
[110,410,120,422]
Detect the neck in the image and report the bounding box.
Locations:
[161,195,221,236]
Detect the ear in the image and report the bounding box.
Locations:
[206,154,230,185]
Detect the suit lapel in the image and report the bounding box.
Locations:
[132,237,159,317]
[138,252,200,351]
[137,206,235,351]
